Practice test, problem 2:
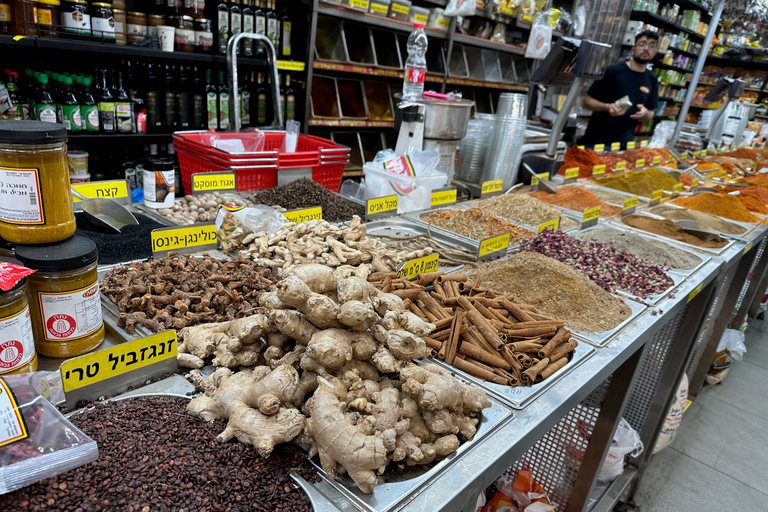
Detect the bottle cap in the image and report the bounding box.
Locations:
[414,23,425,29]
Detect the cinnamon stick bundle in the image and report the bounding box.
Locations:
[538,328,571,358]
[539,357,569,380]
[508,341,544,353]
[459,342,511,370]
[549,339,578,364]
[453,357,508,385]
[522,357,550,385]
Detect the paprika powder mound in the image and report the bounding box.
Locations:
[530,187,621,217]
[671,193,764,224]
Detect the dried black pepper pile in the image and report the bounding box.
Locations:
[75,213,164,265]
[1,396,318,512]
[247,178,365,223]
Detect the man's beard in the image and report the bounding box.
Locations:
[633,55,652,64]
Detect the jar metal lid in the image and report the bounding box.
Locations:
[0,257,27,294]
[36,0,62,6]
[196,17,210,22]
[145,157,175,171]
[92,2,112,7]
[0,120,66,145]
[127,10,146,16]
[149,14,165,19]
[15,236,98,273]
[181,15,193,21]
[113,8,124,13]
[67,0,88,4]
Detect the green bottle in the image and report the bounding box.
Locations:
[218,70,230,130]
[35,75,57,123]
[61,77,82,131]
[80,78,99,131]
[205,69,218,129]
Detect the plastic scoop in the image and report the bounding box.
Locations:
[71,188,138,233]
[674,219,719,241]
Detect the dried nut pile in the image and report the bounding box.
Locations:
[101,253,278,333]
[472,252,632,333]
[576,227,702,270]
[247,178,365,223]
[421,208,535,243]
[472,194,580,230]
[157,192,254,225]
[517,229,674,298]
[0,396,319,512]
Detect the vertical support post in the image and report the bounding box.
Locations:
[732,238,768,328]
[302,0,320,135]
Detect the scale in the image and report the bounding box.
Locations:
[701,77,746,147]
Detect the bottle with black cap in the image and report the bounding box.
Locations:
[14,237,105,358]
[0,256,38,374]
[143,156,176,208]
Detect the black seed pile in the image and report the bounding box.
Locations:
[0,396,319,512]
[75,213,164,265]
[247,178,365,223]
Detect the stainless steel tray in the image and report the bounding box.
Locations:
[645,202,759,240]
[307,391,513,512]
[615,270,686,306]
[429,342,597,410]
[574,296,647,348]
[461,197,583,234]
[100,293,156,340]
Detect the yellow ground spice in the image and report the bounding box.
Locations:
[592,168,679,197]
[671,193,764,224]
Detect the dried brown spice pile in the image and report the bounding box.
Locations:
[247,178,365,223]
[471,194,580,230]
[101,252,278,333]
[0,396,319,512]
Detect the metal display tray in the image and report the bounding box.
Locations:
[574,296,647,348]
[304,389,513,512]
[461,198,582,234]
[643,202,760,241]
[100,293,156,340]
[616,270,686,306]
[429,342,597,410]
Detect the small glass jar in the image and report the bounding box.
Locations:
[147,13,163,48]
[173,13,193,52]
[0,0,11,34]
[111,0,123,8]
[34,0,60,37]
[15,237,104,358]
[113,7,125,44]
[183,0,202,19]
[0,236,14,258]
[194,17,211,53]
[0,120,75,245]
[10,0,37,36]
[90,2,115,42]
[61,0,90,37]
[0,257,38,375]
[126,10,146,45]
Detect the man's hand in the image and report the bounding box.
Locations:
[607,104,627,117]
[630,104,652,121]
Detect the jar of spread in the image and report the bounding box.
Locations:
[15,237,104,358]
[183,0,202,19]
[173,14,193,52]
[0,236,13,257]
[113,7,125,44]
[194,17,212,53]
[0,121,76,245]
[34,0,61,37]
[126,10,147,45]
[147,13,163,48]
[90,2,115,42]
[0,0,10,34]
[0,257,37,375]
[61,0,90,37]
[10,0,36,36]
[111,0,123,9]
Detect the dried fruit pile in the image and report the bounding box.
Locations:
[422,208,535,243]
[0,396,319,512]
[247,178,365,223]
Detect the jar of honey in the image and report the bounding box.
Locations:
[15,236,104,358]
[0,257,38,375]
[0,121,76,245]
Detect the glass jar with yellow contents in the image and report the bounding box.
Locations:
[0,121,75,245]
[15,237,104,358]
[0,257,38,375]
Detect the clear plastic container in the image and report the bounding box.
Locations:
[388,0,410,20]
[363,162,447,214]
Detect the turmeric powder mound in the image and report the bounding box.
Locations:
[530,187,621,217]
[671,193,764,224]
[557,146,607,179]
[738,174,768,188]
[592,168,679,198]
[692,161,722,172]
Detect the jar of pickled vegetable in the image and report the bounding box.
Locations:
[15,237,104,358]
[0,121,75,245]
[0,257,38,375]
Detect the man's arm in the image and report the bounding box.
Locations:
[629,104,655,122]
[583,94,626,117]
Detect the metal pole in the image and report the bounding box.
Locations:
[546,76,585,157]
[670,0,725,146]
[227,32,283,131]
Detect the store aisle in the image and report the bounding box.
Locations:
[633,322,768,510]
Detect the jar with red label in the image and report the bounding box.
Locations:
[15,236,104,358]
[172,14,194,52]
[0,257,38,375]
[194,17,211,53]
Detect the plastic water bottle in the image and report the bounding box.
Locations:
[403,23,428,100]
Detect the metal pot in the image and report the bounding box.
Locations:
[394,94,475,140]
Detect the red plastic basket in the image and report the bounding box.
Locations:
[173,130,349,193]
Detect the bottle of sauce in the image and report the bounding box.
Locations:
[284,73,294,121]
[266,0,278,51]
[256,71,266,125]
[115,71,132,133]
[145,63,161,133]
[175,65,190,129]
[79,76,98,131]
[35,75,57,123]
[217,69,229,130]
[163,64,176,129]
[216,0,228,54]
[61,77,81,131]
[254,0,265,57]
[192,65,205,129]
[280,0,290,57]
[242,0,253,56]
[205,68,217,129]
[97,69,115,133]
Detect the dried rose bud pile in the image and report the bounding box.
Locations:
[517,229,674,298]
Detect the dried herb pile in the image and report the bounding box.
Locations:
[422,208,535,243]
[247,178,365,223]
[472,194,579,230]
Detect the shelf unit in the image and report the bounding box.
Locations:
[629,10,705,40]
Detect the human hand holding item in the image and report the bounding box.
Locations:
[607,103,627,117]
[630,103,652,121]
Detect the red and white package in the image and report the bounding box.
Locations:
[0,261,35,292]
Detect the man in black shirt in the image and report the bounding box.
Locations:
[581,30,660,147]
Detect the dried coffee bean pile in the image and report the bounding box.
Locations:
[1,396,318,512]
[247,178,365,223]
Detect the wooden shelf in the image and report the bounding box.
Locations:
[452,33,526,56]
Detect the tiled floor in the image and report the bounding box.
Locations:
[633,322,768,510]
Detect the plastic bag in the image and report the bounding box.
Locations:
[482,469,555,512]
[650,120,677,148]
[525,11,552,59]
[573,4,586,36]
[364,148,447,213]
[0,372,98,495]
[281,120,300,153]
[215,205,286,253]
[710,328,747,373]
[339,179,366,202]
[200,128,266,153]
[599,418,643,482]
[653,373,688,455]
[445,0,475,17]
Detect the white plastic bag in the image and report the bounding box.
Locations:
[525,12,552,59]
[652,373,688,455]
[719,328,747,361]
[445,0,475,17]
[599,418,643,482]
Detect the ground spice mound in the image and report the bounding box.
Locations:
[473,252,631,333]
[422,208,535,243]
[621,215,728,248]
[587,187,648,207]
[649,204,748,235]
[600,152,635,173]
[592,168,679,197]
[734,194,768,215]
[472,194,579,230]
[75,212,164,265]
[516,229,674,298]
[0,396,319,512]
[671,193,763,224]
[247,178,365,222]
[713,184,768,204]
[577,226,702,270]
[620,147,673,165]
[720,148,759,160]
[557,146,606,179]
[530,187,622,217]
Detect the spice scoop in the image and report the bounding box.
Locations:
[70,188,138,233]
[692,187,719,195]
[522,163,556,194]
[674,219,720,241]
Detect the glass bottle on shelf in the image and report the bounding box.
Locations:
[176,65,191,129]
[254,0,266,57]
[216,0,229,54]
[284,73,294,121]
[163,64,176,129]
[240,70,250,127]
[145,63,162,133]
[79,77,99,131]
[266,0,279,50]
[205,68,218,129]
[192,65,205,129]
[230,0,242,54]
[256,71,266,125]
[218,69,230,130]
[281,0,291,58]
[242,0,253,56]
[115,71,132,133]
[97,69,116,133]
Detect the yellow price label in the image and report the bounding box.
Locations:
[636,159,646,168]
[687,282,703,303]
[537,217,560,233]
[744,242,754,254]
[557,95,567,111]
[431,188,457,207]
[731,145,737,151]
[61,331,177,392]
[615,161,627,172]
[693,150,700,157]
[276,60,306,71]
[673,183,684,194]
[391,2,409,13]
[652,155,661,165]
[283,206,322,223]
[151,223,217,254]
[623,196,638,212]
[682,152,689,160]
[668,155,676,163]
[594,144,605,153]
[192,171,236,193]
[436,16,450,26]
[720,170,727,178]
[611,142,621,151]
[478,233,510,259]
[397,253,439,280]
[564,167,580,181]
[72,180,128,202]
[640,140,648,148]
[530,172,548,186]
[350,0,369,8]
[578,145,585,150]
[692,178,700,187]
[370,2,388,12]
[413,13,428,22]
[366,195,398,218]
[592,164,606,178]
[650,189,664,202]
[581,205,601,224]
[627,141,636,149]
[481,179,504,195]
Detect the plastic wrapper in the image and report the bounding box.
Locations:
[0,372,97,495]
[573,3,586,36]
[490,22,507,43]
[281,120,300,153]
[481,469,556,512]
[525,11,552,59]
[650,120,677,148]
[215,205,286,253]
[0,260,35,291]
[199,128,266,153]
[445,0,475,17]
[339,179,366,202]
[554,8,571,32]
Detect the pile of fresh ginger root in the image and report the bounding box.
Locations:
[179,263,492,494]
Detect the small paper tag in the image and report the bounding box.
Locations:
[611,142,621,151]
[581,205,601,229]
[283,206,322,223]
[396,253,439,280]
[151,223,217,256]
[481,179,504,198]
[192,171,236,194]
[615,161,627,172]
[640,140,648,148]
[594,143,605,153]
[564,167,580,183]
[636,159,646,168]
[366,195,398,221]
[622,196,638,215]
[478,233,510,260]
[627,141,636,149]
[537,217,560,233]
[592,164,606,178]
[652,155,661,165]
[430,187,457,207]
[687,283,703,303]
[649,189,664,206]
